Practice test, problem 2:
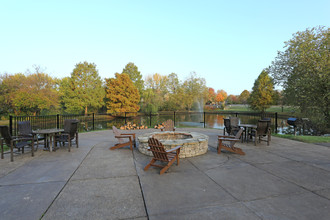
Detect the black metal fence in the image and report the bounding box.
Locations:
[9,111,286,136]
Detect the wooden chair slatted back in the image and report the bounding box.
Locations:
[163,119,174,131]
[256,121,269,135]
[64,119,78,139]
[229,117,239,127]
[113,126,125,144]
[17,121,32,136]
[224,118,231,134]
[148,138,169,162]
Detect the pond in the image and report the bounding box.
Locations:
[79,112,311,135]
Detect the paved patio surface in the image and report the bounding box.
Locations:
[0,128,330,220]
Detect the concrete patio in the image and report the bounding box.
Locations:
[0,128,330,220]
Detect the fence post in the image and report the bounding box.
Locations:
[203,112,206,128]
[173,111,176,126]
[92,113,95,130]
[9,115,13,135]
[56,114,60,129]
[149,112,152,127]
[124,112,127,125]
[235,112,238,117]
[275,112,278,134]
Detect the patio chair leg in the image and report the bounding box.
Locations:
[31,142,34,157]
[10,141,14,162]
[1,139,3,159]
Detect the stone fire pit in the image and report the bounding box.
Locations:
[138,131,209,158]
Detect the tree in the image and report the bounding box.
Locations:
[238,90,250,104]
[226,95,239,104]
[60,62,105,114]
[248,69,274,112]
[13,73,59,115]
[215,89,227,103]
[122,62,144,95]
[105,73,140,113]
[269,26,329,132]
[0,73,26,115]
[142,73,168,112]
[0,71,59,116]
[207,88,216,104]
[182,72,208,111]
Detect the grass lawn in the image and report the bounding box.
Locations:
[220,105,295,113]
[273,134,330,143]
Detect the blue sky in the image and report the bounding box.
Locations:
[1,0,329,95]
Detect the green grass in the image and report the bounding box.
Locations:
[219,105,295,113]
[1,144,9,152]
[273,134,330,143]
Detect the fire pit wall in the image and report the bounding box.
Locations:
[138,131,209,158]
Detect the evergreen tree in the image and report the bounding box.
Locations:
[122,62,144,95]
[248,69,274,113]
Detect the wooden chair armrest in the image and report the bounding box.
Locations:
[115,135,132,139]
[218,137,240,142]
[166,145,181,153]
[218,135,234,138]
[121,133,136,138]
[13,137,33,142]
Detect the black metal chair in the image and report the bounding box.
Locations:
[229,117,240,135]
[223,117,240,136]
[18,121,44,149]
[223,118,231,135]
[55,119,79,152]
[0,125,34,162]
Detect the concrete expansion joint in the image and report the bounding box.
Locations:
[132,148,149,219]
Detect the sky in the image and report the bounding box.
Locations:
[1,0,329,95]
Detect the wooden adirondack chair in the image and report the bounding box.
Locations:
[110,126,136,150]
[161,119,175,131]
[144,137,181,175]
[218,128,245,155]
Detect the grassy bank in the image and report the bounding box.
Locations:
[220,105,295,113]
[273,134,330,143]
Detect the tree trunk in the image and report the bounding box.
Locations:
[85,106,88,116]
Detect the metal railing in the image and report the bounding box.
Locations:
[9,111,283,136]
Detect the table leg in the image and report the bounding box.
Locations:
[49,135,53,152]
[52,134,57,151]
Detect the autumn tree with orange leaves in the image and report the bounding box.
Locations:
[215,89,227,103]
[105,73,140,113]
[207,88,216,104]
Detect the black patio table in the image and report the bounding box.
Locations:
[238,124,257,142]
